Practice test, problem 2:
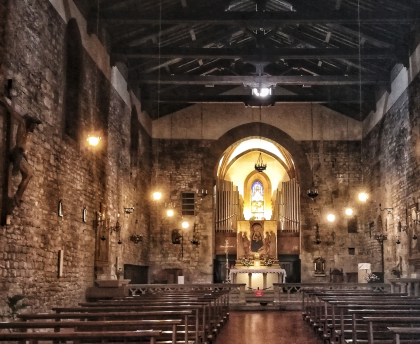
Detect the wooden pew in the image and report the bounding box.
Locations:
[53,304,206,344]
[363,317,420,344]
[18,310,192,344]
[0,330,162,344]
[387,327,420,344]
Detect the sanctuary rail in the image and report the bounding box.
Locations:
[120,283,394,306]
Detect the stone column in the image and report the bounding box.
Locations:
[263,273,267,290]
[248,273,252,289]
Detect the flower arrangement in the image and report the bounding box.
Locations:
[263,258,274,267]
[241,257,253,267]
[364,273,380,283]
[390,268,401,278]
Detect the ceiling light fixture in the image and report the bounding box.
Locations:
[345,208,353,216]
[255,152,267,172]
[327,214,335,222]
[252,87,272,98]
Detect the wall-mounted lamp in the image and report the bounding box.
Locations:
[165,202,175,217]
[345,208,353,216]
[129,235,142,244]
[124,207,134,215]
[307,186,319,199]
[110,218,121,233]
[182,221,189,229]
[196,189,208,198]
[87,133,101,146]
[379,204,393,215]
[327,214,335,222]
[358,192,368,202]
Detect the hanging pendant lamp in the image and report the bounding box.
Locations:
[255,152,267,172]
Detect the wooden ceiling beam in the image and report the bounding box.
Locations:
[150,94,363,104]
[115,47,395,61]
[136,74,388,87]
[103,11,420,25]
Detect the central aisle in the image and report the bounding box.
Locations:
[216,311,320,344]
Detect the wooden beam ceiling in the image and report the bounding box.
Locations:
[137,74,388,87]
[115,47,396,61]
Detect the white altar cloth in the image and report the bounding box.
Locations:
[230,268,287,283]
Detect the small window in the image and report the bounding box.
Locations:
[348,248,355,255]
[182,192,195,216]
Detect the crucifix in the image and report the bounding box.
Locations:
[220,239,234,283]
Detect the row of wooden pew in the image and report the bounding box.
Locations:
[302,289,420,344]
[0,289,230,344]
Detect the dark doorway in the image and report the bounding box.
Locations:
[124,264,148,284]
[214,254,236,283]
[278,255,301,283]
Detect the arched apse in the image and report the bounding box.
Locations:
[203,123,312,192]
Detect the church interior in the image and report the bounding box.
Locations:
[1,0,420,342]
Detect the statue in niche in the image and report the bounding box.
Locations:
[263,231,272,257]
[241,232,251,257]
[0,95,41,214]
[251,223,263,252]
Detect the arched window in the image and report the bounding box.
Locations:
[251,181,264,219]
[63,19,82,141]
[130,106,140,164]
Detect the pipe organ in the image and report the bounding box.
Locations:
[215,179,242,232]
[275,179,301,232]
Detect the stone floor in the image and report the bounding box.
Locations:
[216,311,320,344]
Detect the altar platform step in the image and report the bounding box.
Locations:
[230,301,301,311]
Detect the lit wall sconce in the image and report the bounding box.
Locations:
[124,207,134,215]
[153,191,162,200]
[345,208,353,216]
[129,235,142,244]
[58,200,63,217]
[165,202,175,217]
[110,218,121,233]
[379,204,393,215]
[87,133,101,147]
[358,192,368,202]
[307,185,319,199]
[327,214,335,222]
[196,189,208,198]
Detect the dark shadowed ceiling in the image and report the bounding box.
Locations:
[80,0,420,120]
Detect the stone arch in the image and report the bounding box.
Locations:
[203,123,311,192]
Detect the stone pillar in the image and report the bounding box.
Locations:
[263,273,267,289]
[248,273,252,289]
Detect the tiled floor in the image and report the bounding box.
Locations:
[216,311,320,344]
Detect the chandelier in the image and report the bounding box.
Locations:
[255,152,267,172]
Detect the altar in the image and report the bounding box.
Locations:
[230,268,287,289]
[232,220,285,289]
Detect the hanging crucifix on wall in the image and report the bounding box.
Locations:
[0,92,41,218]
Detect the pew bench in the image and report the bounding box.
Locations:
[0,330,162,344]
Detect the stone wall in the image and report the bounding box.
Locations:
[361,71,420,280]
[148,139,213,283]
[299,140,366,282]
[0,0,151,315]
